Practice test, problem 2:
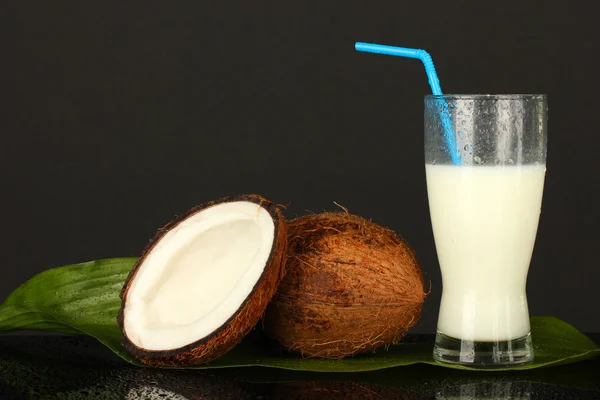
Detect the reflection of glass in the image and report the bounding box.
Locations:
[436,381,532,399]
[425,95,547,367]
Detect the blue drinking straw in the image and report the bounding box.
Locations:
[355,42,462,165]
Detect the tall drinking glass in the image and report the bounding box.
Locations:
[425,94,547,367]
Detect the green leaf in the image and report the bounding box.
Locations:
[0,258,138,364]
[1,258,598,372]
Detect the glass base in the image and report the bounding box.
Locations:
[433,331,533,369]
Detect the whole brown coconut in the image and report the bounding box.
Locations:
[263,212,425,359]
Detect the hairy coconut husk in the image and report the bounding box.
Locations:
[118,194,287,366]
[264,212,425,359]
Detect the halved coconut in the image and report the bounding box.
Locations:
[117,194,287,366]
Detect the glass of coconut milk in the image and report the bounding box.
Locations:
[425,94,547,367]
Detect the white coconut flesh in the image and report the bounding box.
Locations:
[123,201,275,351]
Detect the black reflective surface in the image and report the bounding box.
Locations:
[1,334,598,399]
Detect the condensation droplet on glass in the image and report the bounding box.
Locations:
[464,144,472,152]
[474,156,482,164]
[458,130,465,139]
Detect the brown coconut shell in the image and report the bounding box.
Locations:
[263,212,425,359]
[118,194,287,366]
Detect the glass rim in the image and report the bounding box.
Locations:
[425,94,546,100]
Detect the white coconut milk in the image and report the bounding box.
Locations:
[426,164,546,341]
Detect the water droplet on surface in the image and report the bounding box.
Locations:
[458,130,465,139]
[464,144,472,152]
[474,156,482,164]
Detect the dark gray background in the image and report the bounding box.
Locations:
[2,1,598,333]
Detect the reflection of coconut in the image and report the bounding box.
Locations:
[265,380,419,400]
[127,386,188,400]
[265,212,425,358]
[124,369,257,400]
[118,195,287,366]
